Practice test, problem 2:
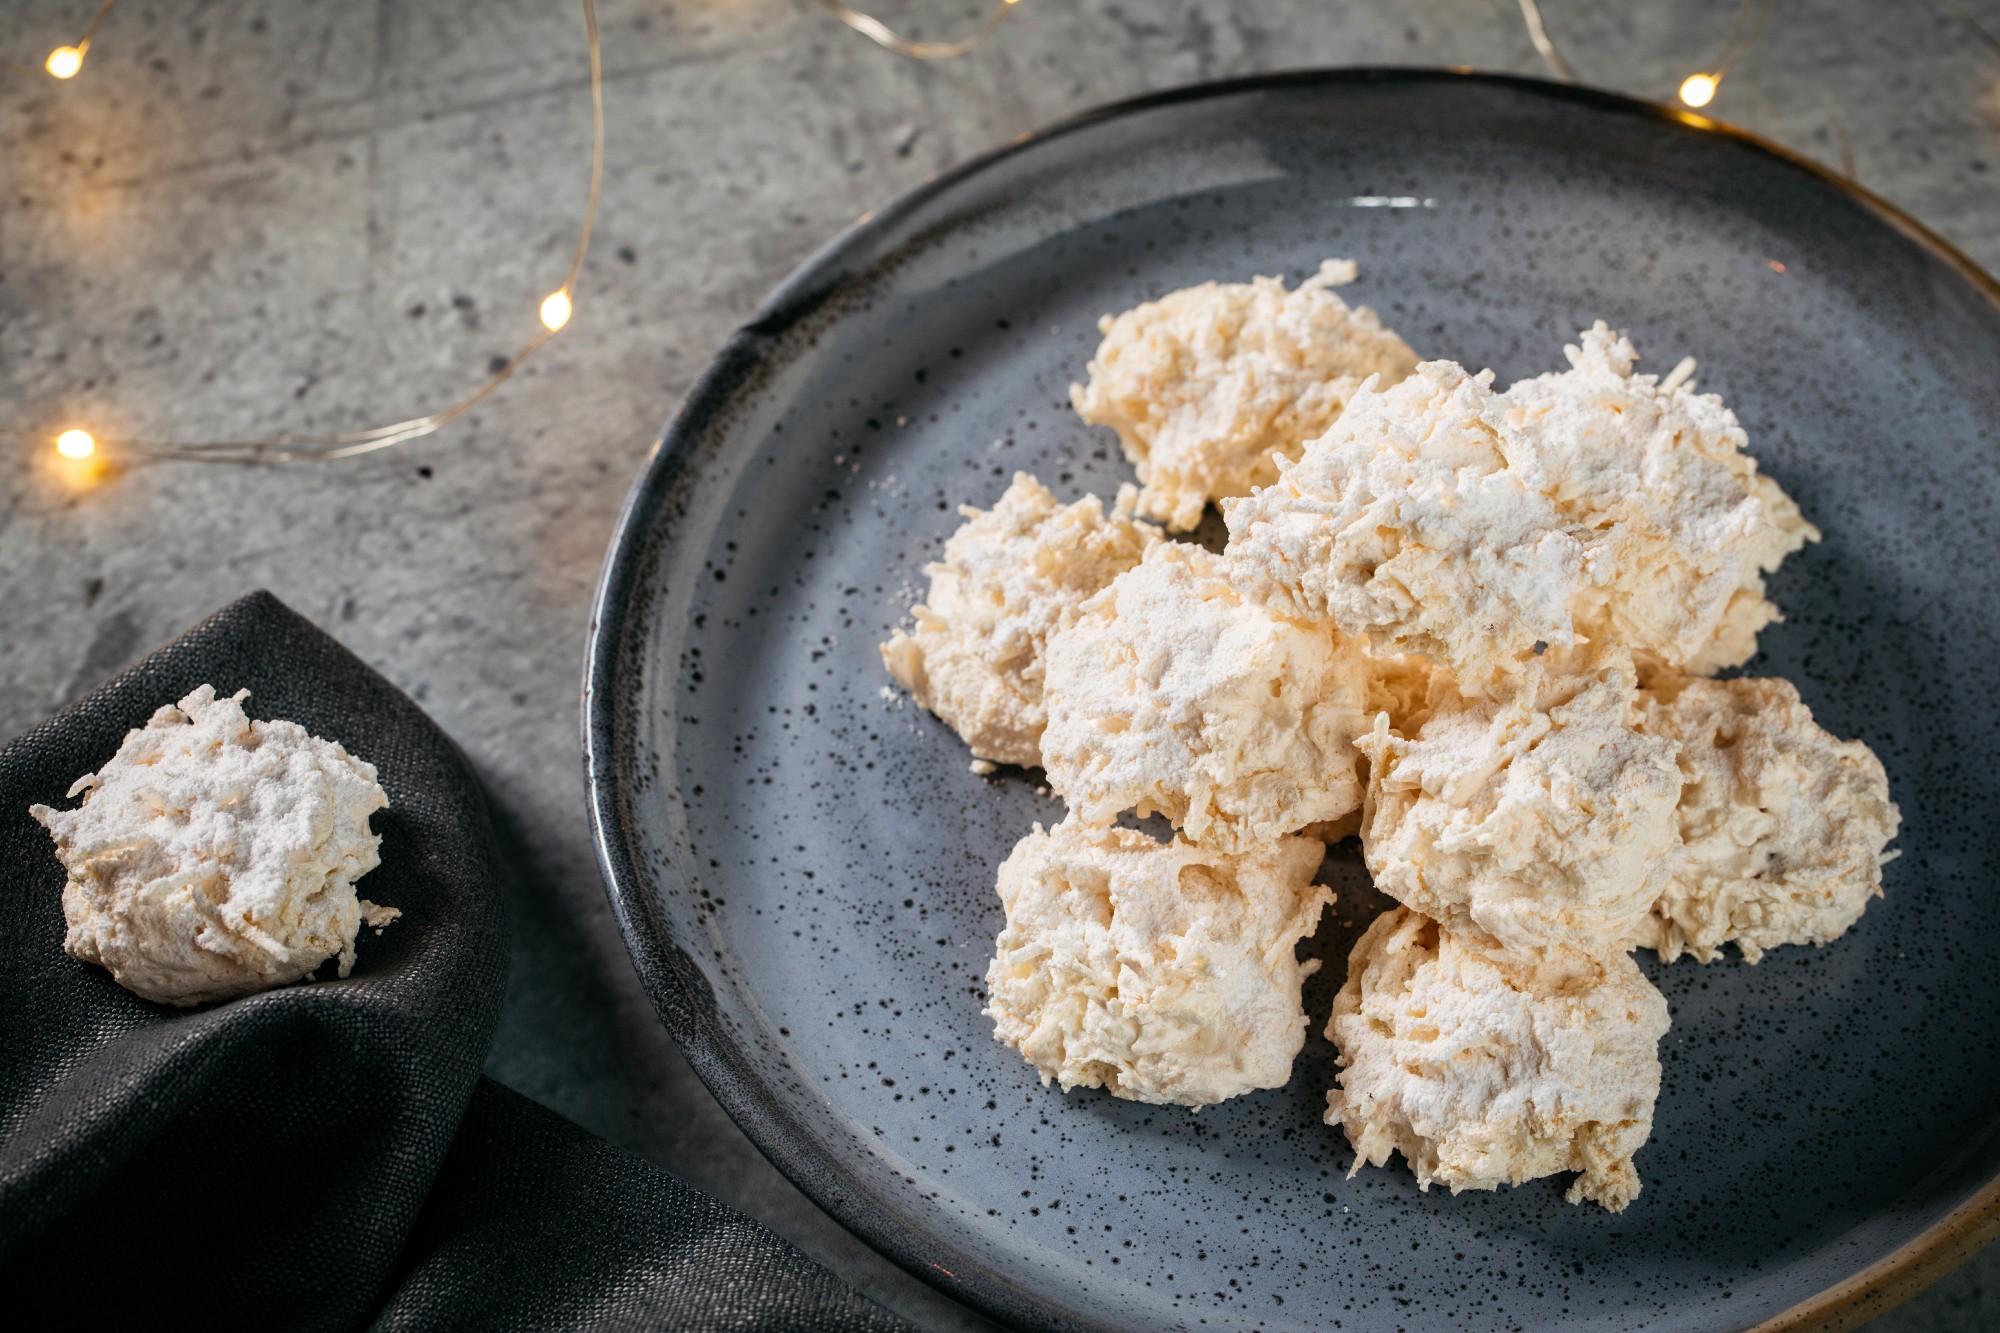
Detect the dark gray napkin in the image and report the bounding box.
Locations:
[0,592,910,1333]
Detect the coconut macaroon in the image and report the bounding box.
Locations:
[29,685,397,1007]
[1630,675,1900,964]
[1225,332,1817,691]
[1039,541,1373,853]
[985,819,1333,1108]
[882,472,1161,768]
[1224,361,1619,694]
[1357,656,1683,958]
[1502,323,1818,675]
[1327,907,1670,1211]
[1071,259,1419,532]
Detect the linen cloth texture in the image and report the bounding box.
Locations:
[0,592,910,1333]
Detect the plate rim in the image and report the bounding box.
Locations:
[582,66,2000,1332]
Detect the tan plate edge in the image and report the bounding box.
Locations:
[1753,1172,2000,1330]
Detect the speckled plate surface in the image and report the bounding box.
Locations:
[586,71,2000,1331]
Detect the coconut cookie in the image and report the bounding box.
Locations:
[1040,542,1373,852]
[985,819,1333,1108]
[1357,657,1683,958]
[882,472,1161,767]
[1630,675,1900,963]
[1224,361,1618,694]
[1502,323,1818,675]
[1327,907,1670,1211]
[30,685,397,1007]
[1072,259,1419,532]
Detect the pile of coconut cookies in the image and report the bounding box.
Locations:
[880,261,1900,1212]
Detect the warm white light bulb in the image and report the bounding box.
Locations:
[1678,73,1718,108]
[539,290,573,331]
[46,45,85,79]
[55,428,97,459]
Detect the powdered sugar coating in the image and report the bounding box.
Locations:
[30,685,396,1007]
[1502,323,1818,675]
[1225,328,1817,690]
[1223,361,1616,693]
[1326,907,1669,1211]
[985,818,1332,1107]
[1072,259,1419,531]
[882,472,1161,767]
[1631,675,1901,963]
[1040,542,1372,852]
[1357,657,1683,958]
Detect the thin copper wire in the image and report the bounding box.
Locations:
[1831,111,1858,179]
[73,0,116,58]
[0,0,118,82]
[1945,0,2000,58]
[1711,0,1759,74]
[4,0,604,464]
[1516,0,1776,99]
[810,0,1021,60]
[1714,0,1778,77]
[1517,0,1575,83]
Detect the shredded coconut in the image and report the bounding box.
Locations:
[1225,327,1817,689]
[1630,675,1900,963]
[884,273,1894,1216]
[1357,655,1683,958]
[1040,542,1372,852]
[1327,907,1669,1211]
[1502,323,1819,674]
[985,818,1332,1107]
[1224,360,1616,693]
[881,472,1160,767]
[30,685,395,1007]
[1072,260,1419,531]
[1363,646,1455,738]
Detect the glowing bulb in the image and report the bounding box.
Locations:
[1678,73,1718,108]
[55,429,97,459]
[538,290,573,331]
[46,45,85,79]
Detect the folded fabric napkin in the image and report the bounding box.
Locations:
[0,592,909,1332]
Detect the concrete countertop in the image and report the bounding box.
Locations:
[3,2,1993,1327]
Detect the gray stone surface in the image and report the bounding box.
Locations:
[1,2,1993,1328]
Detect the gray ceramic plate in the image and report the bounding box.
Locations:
[586,71,2000,1331]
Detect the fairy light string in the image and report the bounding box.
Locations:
[1511,0,1773,108]
[811,0,1024,60]
[806,0,1769,112]
[42,0,112,79]
[1516,0,1575,83]
[1673,0,1776,107]
[14,0,1983,468]
[1946,0,2000,58]
[8,0,603,467]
